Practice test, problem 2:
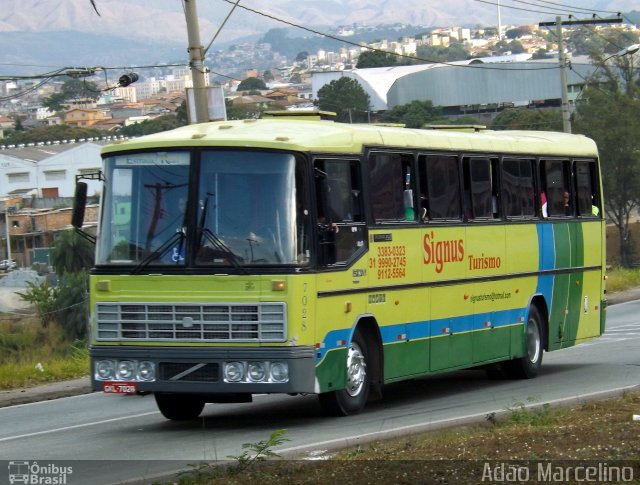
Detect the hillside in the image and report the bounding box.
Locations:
[1,0,637,72]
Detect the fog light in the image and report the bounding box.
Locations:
[270,362,289,383]
[95,360,115,380]
[137,361,155,381]
[117,360,135,380]
[224,362,244,383]
[248,362,266,382]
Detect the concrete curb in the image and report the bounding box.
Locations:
[0,376,92,408]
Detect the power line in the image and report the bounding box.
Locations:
[0,78,55,102]
[0,63,187,82]
[516,0,619,14]
[476,0,621,15]
[473,0,570,16]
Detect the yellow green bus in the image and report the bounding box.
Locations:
[73,113,606,420]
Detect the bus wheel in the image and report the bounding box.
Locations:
[319,330,370,416]
[503,305,544,379]
[154,393,205,420]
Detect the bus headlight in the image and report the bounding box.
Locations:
[270,362,289,383]
[247,362,266,382]
[95,360,115,380]
[224,362,245,382]
[223,361,289,383]
[137,361,155,381]
[117,361,135,380]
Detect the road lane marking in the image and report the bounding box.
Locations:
[0,411,158,443]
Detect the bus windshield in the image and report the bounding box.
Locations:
[195,151,304,266]
[96,150,310,267]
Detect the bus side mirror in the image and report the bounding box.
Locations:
[72,182,88,228]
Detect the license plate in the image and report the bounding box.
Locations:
[103,382,137,394]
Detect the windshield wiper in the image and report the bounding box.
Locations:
[132,230,186,275]
[199,228,247,273]
[196,193,247,273]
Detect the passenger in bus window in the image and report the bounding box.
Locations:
[419,194,429,222]
[540,192,548,218]
[563,191,571,216]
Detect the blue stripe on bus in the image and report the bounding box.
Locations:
[316,307,527,363]
[536,223,555,304]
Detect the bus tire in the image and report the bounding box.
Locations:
[154,393,205,420]
[503,305,544,379]
[318,330,370,416]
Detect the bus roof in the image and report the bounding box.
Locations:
[102,119,599,158]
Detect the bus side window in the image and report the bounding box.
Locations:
[502,158,535,218]
[463,157,499,220]
[575,160,600,217]
[369,152,416,223]
[314,158,365,266]
[542,159,573,217]
[419,154,461,220]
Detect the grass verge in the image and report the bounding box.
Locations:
[168,391,640,485]
[0,315,88,389]
[606,266,640,293]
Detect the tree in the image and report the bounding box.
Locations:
[237,77,267,92]
[118,115,185,137]
[506,26,533,39]
[295,51,309,62]
[380,100,443,128]
[55,271,89,339]
[573,51,640,267]
[42,78,100,112]
[263,70,274,83]
[494,39,525,55]
[491,108,562,131]
[51,230,94,276]
[176,100,188,124]
[532,48,554,60]
[415,43,470,63]
[1,125,103,145]
[356,50,397,68]
[316,77,370,123]
[224,98,270,120]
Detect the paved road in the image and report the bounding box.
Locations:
[1,296,639,484]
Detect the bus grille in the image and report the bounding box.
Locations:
[95,302,287,342]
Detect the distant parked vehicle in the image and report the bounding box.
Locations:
[0,259,17,270]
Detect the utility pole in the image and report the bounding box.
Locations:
[556,16,571,133]
[539,16,622,134]
[497,0,502,41]
[4,210,11,263]
[183,0,210,124]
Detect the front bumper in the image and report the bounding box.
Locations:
[90,345,317,395]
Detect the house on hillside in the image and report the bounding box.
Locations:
[0,154,37,196]
[64,108,111,127]
[0,141,104,198]
[36,142,103,198]
[0,141,105,266]
[2,204,99,268]
[0,115,13,130]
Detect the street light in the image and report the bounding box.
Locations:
[604,43,640,62]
